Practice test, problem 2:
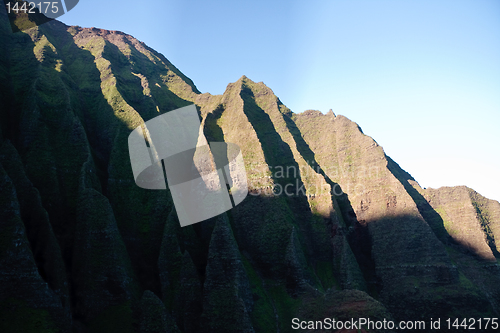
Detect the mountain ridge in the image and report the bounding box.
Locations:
[1,8,499,333]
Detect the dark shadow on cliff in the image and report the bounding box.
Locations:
[470,195,500,259]
[101,38,193,119]
[0,18,93,327]
[32,18,200,323]
[386,156,500,317]
[0,19,75,282]
[354,213,498,323]
[41,21,115,196]
[280,108,356,224]
[4,11,499,330]
[386,155,499,261]
[239,84,337,285]
[281,109,379,295]
[204,104,225,143]
[3,2,54,33]
[239,85,301,188]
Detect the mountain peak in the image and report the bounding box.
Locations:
[1,11,500,332]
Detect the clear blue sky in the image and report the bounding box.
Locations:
[60,0,500,202]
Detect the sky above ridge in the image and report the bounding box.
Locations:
[60,0,500,202]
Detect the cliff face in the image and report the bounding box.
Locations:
[293,113,495,320]
[0,8,499,333]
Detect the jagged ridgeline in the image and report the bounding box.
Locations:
[1,7,500,333]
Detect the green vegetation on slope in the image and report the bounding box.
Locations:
[1,8,499,333]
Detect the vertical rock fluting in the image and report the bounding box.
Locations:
[0,140,71,320]
[72,182,139,324]
[412,184,500,314]
[175,251,203,333]
[139,290,179,333]
[0,7,499,332]
[0,158,70,332]
[201,214,255,333]
[294,111,492,319]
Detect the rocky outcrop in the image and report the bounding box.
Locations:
[412,184,500,314]
[201,214,254,332]
[294,111,498,320]
[0,147,70,332]
[139,290,179,333]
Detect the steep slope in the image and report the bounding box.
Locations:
[1,7,500,333]
[293,111,494,319]
[0,8,375,332]
[411,184,500,312]
[0,7,193,331]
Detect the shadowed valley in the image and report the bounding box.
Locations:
[1,8,500,333]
